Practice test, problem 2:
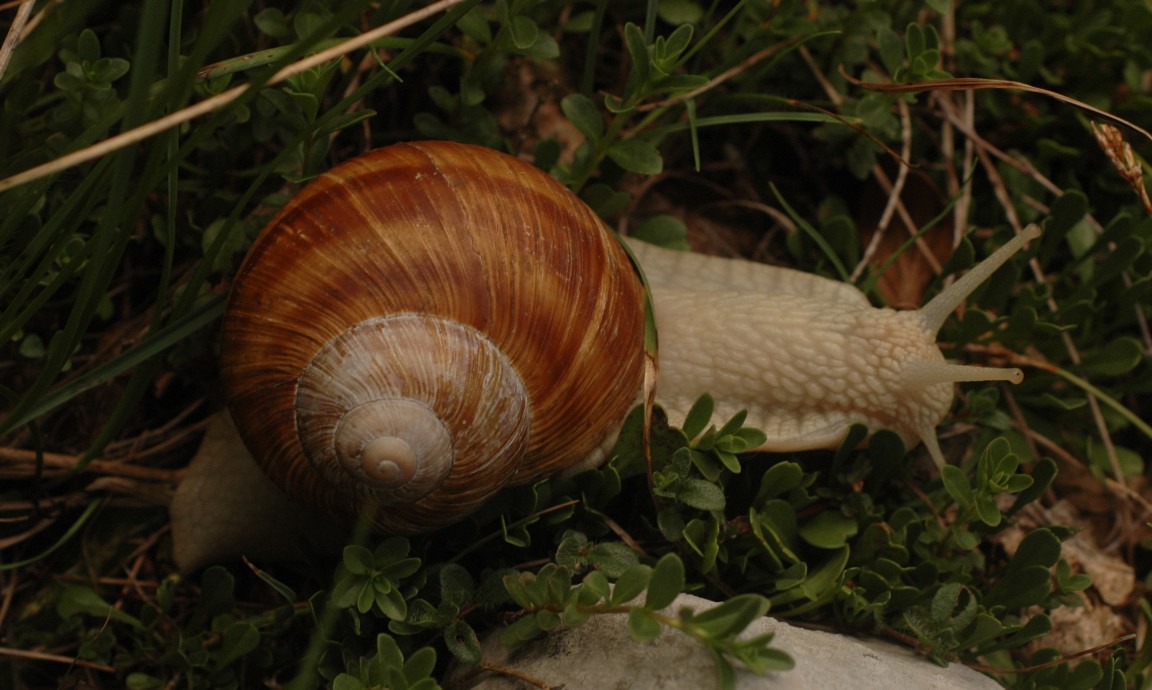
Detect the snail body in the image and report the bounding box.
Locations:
[183,141,1036,562]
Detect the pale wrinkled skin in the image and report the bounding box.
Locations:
[623,226,1038,467]
[625,238,953,456]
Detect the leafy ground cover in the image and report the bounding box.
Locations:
[1,1,1150,688]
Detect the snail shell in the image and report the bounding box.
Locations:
[219,141,647,533]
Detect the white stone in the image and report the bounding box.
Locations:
[455,592,1004,690]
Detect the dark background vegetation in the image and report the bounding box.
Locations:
[1,1,1151,688]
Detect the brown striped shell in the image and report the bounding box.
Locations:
[219,141,646,534]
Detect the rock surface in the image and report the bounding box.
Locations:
[456,592,1004,690]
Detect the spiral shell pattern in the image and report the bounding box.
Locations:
[219,141,646,533]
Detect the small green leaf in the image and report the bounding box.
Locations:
[735,635,795,674]
[582,570,611,602]
[941,465,974,505]
[797,511,858,549]
[973,494,1002,527]
[1076,337,1144,377]
[501,515,532,547]
[611,564,652,605]
[440,563,475,608]
[622,23,651,96]
[444,620,481,663]
[735,426,767,449]
[607,139,663,175]
[57,586,144,630]
[856,93,893,129]
[356,582,376,614]
[1013,528,1063,569]
[689,594,769,639]
[456,7,492,43]
[799,547,850,601]
[628,608,663,641]
[930,583,975,627]
[877,26,904,75]
[343,545,375,575]
[775,562,807,590]
[77,28,101,61]
[657,504,686,541]
[905,23,926,61]
[404,646,438,685]
[253,8,291,38]
[1044,189,1089,237]
[377,587,408,621]
[656,1,703,26]
[561,93,603,142]
[716,409,748,438]
[382,556,422,580]
[951,526,981,551]
[196,566,237,619]
[248,561,297,602]
[509,16,539,50]
[754,462,805,503]
[373,537,412,564]
[645,553,685,610]
[689,448,724,482]
[374,633,406,670]
[501,614,542,648]
[663,24,694,59]
[562,601,590,627]
[218,621,260,667]
[587,541,640,578]
[332,674,366,690]
[682,518,721,573]
[1007,458,1056,515]
[633,215,690,251]
[989,613,1051,651]
[534,608,562,631]
[676,478,725,511]
[988,565,1053,609]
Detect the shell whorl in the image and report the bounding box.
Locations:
[295,315,530,509]
[219,141,646,533]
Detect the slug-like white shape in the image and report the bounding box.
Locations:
[627,227,1037,468]
[170,142,1038,570]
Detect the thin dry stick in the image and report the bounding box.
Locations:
[0,447,183,482]
[852,98,913,282]
[0,645,117,673]
[0,0,468,193]
[103,399,209,457]
[0,0,34,82]
[953,91,976,242]
[848,73,1152,144]
[0,569,16,635]
[999,382,1043,473]
[798,48,939,277]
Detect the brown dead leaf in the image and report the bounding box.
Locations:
[856,168,955,309]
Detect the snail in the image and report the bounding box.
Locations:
[170,141,1037,569]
